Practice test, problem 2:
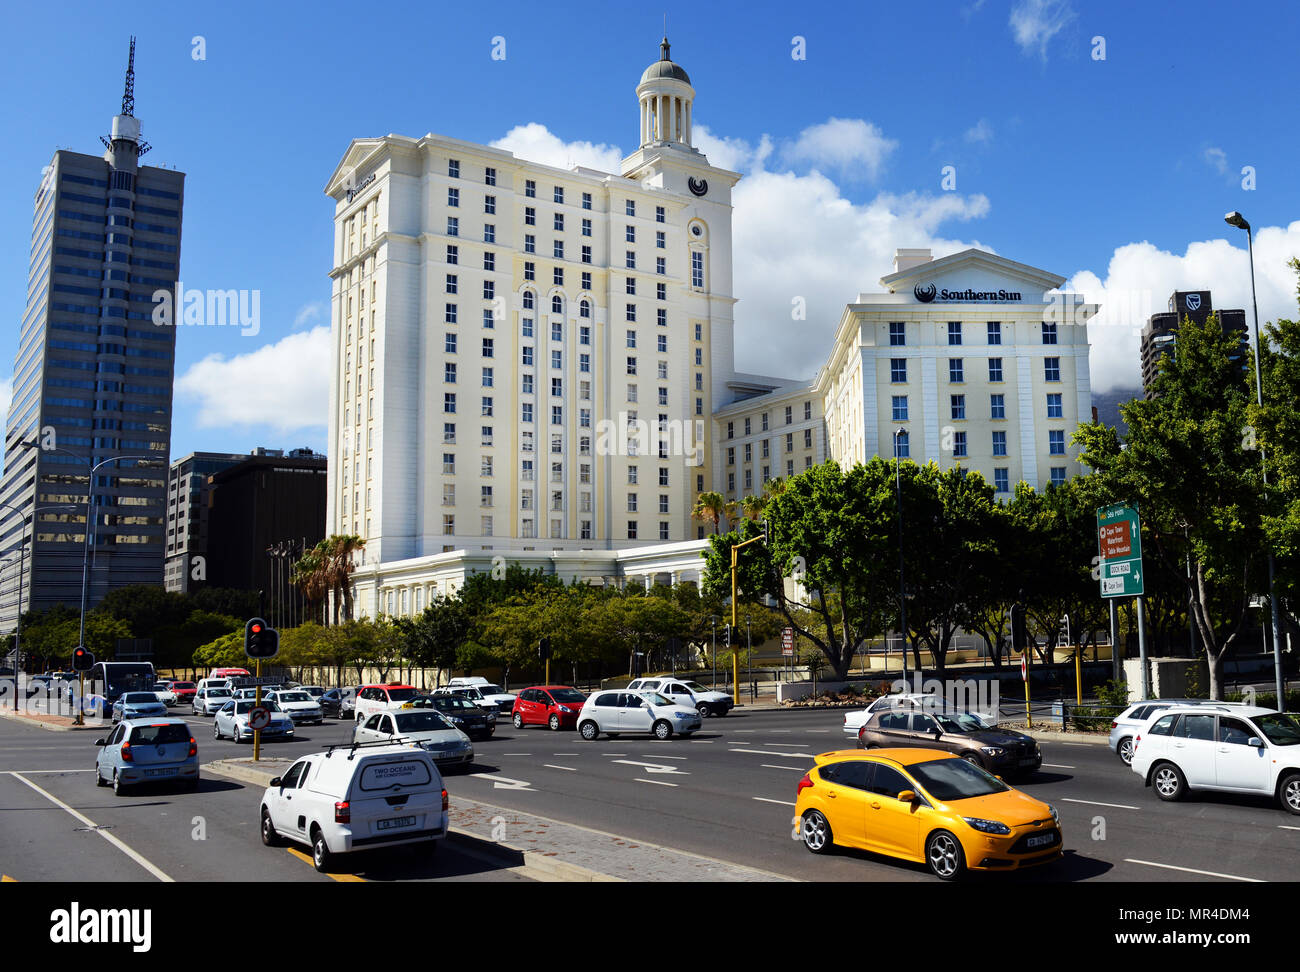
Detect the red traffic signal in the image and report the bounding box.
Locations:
[244,617,279,660]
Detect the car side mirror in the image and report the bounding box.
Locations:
[897,790,917,803]
[93,738,106,746]
[1248,737,1264,748]
[269,777,282,788]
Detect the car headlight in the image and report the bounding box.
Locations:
[962,817,1011,835]
[560,705,575,714]
[1048,804,1059,825]
[448,716,463,723]
[981,747,1004,756]
[675,711,692,719]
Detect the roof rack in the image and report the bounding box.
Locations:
[323,736,420,760]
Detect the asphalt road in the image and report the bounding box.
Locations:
[3,704,1298,882]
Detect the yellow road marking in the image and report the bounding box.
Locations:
[285,847,365,882]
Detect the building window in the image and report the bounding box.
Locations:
[525,207,536,226]
[1042,321,1058,344]
[521,402,533,423]
[949,358,964,383]
[947,321,962,345]
[553,267,563,286]
[581,192,591,210]
[952,431,967,457]
[484,166,496,186]
[443,514,455,534]
[525,179,535,198]
[524,261,535,281]
[890,358,907,383]
[990,393,1005,420]
[444,363,456,383]
[727,447,735,466]
[448,159,460,178]
[484,195,496,214]
[988,357,1003,382]
[992,430,1007,456]
[446,217,458,236]
[554,240,564,259]
[446,244,458,264]
[445,273,458,294]
[1044,357,1061,382]
[581,218,592,237]
[1048,429,1066,455]
[987,321,1001,345]
[1046,393,1063,418]
[892,395,908,422]
[1050,467,1067,487]
[626,225,636,244]
[889,321,905,346]
[553,186,564,204]
[994,468,1009,493]
[950,395,965,420]
[691,251,704,289]
[447,187,459,207]
[444,393,456,413]
[655,206,665,223]
[445,303,458,324]
[442,453,455,474]
[482,338,494,357]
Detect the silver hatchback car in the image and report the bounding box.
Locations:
[95,718,199,795]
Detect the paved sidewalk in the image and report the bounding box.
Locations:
[206,757,796,883]
[0,704,103,732]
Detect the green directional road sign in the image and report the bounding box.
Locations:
[1097,503,1144,598]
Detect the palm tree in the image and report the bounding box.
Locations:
[740,495,765,521]
[322,535,367,624]
[290,547,329,625]
[691,491,727,534]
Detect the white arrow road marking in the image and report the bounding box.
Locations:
[728,748,817,759]
[470,773,533,790]
[635,778,678,787]
[612,759,689,775]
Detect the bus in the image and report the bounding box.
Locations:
[87,661,157,706]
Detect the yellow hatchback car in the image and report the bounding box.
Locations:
[795,748,1062,879]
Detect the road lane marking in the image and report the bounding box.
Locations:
[761,743,807,747]
[752,797,795,806]
[1278,825,1300,831]
[553,753,581,756]
[612,759,689,775]
[542,764,577,772]
[1124,859,1262,882]
[1042,763,1075,769]
[635,778,678,787]
[502,753,532,756]
[728,748,817,759]
[9,772,173,882]
[2,769,95,774]
[639,754,687,760]
[1061,798,1139,810]
[286,847,366,881]
[761,764,806,771]
[806,730,830,733]
[601,752,621,756]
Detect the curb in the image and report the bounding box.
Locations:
[0,705,103,733]
[1024,729,1110,745]
[202,759,621,882]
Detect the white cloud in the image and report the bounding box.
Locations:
[1203,146,1230,176]
[965,119,994,144]
[1066,222,1300,394]
[294,301,325,329]
[490,122,625,174]
[782,118,898,181]
[1009,0,1076,60]
[176,326,331,433]
[693,124,771,173]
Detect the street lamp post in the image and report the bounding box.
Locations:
[894,428,910,688]
[1225,211,1285,706]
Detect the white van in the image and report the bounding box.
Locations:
[259,742,449,872]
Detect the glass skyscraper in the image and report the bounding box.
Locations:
[0,39,183,630]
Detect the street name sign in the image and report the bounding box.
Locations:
[1097,503,1144,598]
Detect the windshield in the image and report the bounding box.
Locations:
[682,682,711,693]
[550,688,586,703]
[934,712,994,733]
[235,700,281,714]
[123,693,160,703]
[395,711,454,733]
[385,688,420,701]
[209,689,231,698]
[907,758,1010,801]
[103,666,156,694]
[173,682,194,690]
[152,684,171,692]
[435,696,477,711]
[478,685,504,695]
[1252,713,1300,746]
[279,692,311,703]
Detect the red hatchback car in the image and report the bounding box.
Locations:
[169,681,197,705]
[512,686,588,730]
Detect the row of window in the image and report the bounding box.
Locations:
[889,392,1065,422]
[889,321,1060,346]
[727,429,816,463]
[726,402,814,439]
[446,160,668,224]
[890,357,1063,383]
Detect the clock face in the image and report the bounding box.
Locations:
[688,176,708,197]
[691,224,703,237]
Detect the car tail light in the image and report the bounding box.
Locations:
[441,788,449,811]
[1134,735,1141,751]
[334,801,350,823]
[188,737,197,757]
[796,772,813,796]
[120,742,133,762]
[858,725,867,741]
[1110,721,1118,729]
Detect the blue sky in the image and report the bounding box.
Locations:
[2,0,1297,458]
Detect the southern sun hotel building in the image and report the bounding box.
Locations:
[323,41,1095,616]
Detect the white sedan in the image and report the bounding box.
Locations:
[265,689,324,725]
[352,709,474,770]
[576,690,702,741]
[213,699,295,743]
[152,682,178,707]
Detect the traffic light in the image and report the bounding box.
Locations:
[71,646,94,672]
[538,637,551,662]
[244,617,280,660]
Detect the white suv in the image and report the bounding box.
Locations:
[626,677,733,717]
[259,742,449,872]
[1130,705,1300,814]
[1107,699,1243,765]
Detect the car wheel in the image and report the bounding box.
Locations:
[579,721,599,741]
[95,765,107,787]
[311,827,333,873]
[926,830,966,880]
[1152,762,1187,801]
[213,721,221,740]
[653,720,672,740]
[801,810,832,854]
[548,714,561,731]
[1118,737,1135,765]
[233,725,244,744]
[697,703,712,718]
[261,809,282,847]
[513,713,524,729]
[1279,773,1300,815]
[112,771,127,797]
[961,753,983,768]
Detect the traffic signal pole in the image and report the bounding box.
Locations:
[254,658,262,762]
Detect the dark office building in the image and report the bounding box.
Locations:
[205,450,327,623]
[164,451,249,593]
[0,39,183,629]
[1140,290,1248,396]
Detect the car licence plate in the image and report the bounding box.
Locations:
[1026,832,1056,848]
[377,815,417,831]
[145,768,177,777]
